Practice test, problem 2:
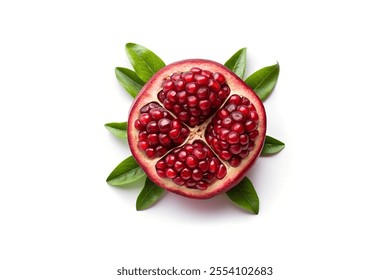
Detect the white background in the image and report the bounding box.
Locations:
[1,0,389,279]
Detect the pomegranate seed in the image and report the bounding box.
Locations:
[195,74,209,85]
[193,148,207,160]
[245,120,257,132]
[149,108,164,120]
[208,79,220,92]
[229,145,242,155]
[237,105,250,117]
[196,181,208,190]
[146,121,159,133]
[213,72,226,84]
[219,128,230,141]
[217,90,228,99]
[189,117,198,127]
[144,148,155,158]
[208,158,218,173]
[147,133,159,145]
[156,160,166,170]
[231,123,245,134]
[158,118,172,133]
[197,87,209,99]
[169,128,180,139]
[221,85,230,96]
[179,111,189,122]
[157,90,166,102]
[155,146,167,157]
[198,160,208,172]
[157,170,165,178]
[190,67,202,74]
[239,150,249,159]
[209,92,217,104]
[187,95,199,107]
[242,97,250,105]
[167,90,177,102]
[183,72,194,82]
[227,131,239,144]
[186,82,198,94]
[229,95,241,105]
[250,111,259,121]
[166,168,177,179]
[159,133,171,146]
[192,169,203,181]
[239,134,249,145]
[180,168,191,180]
[225,103,236,113]
[173,177,185,186]
[201,70,212,78]
[190,107,201,116]
[203,173,214,183]
[171,73,181,81]
[218,109,229,119]
[248,141,255,151]
[186,155,198,168]
[231,111,245,122]
[174,80,185,91]
[139,113,151,126]
[219,150,232,161]
[165,154,176,166]
[177,91,187,103]
[249,130,259,140]
[172,119,181,129]
[199,100,211,110]
[216,165,227,179]
[174,161,185,172]
[138,131,147,141]
[134,120,145,130]
[229,157,241,167]
[162,80,174,92]
[187,180,196,187]
[178,150,187,161]
[138,141,149,151]
[221,117,232,128]
[219,141,229,149]
[163,99,173,110]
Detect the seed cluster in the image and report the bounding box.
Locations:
[206,95,260,167]
[155,141,227,190]
[134,102,189,159]
[157,67,231,127]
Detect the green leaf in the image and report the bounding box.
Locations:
[106,156,146,186]
[261,135,285,155]
[136,177,165,210]
[226,177,259,214]
[104,122,128,139]
[125,43,166,82]
[115,67,145,98]
[224,48,247,79]
[245,63,280,101]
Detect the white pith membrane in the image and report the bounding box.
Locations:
[128,59,266,199]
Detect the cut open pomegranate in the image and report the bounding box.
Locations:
[128,59,266,199]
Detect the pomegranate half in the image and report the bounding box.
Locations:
[128,59,266,199]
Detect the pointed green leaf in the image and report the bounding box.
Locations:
[245,63,280,101]
[226,177,259,214]
[136,177,165,210]
[104,122,128,139]
[125,43,166,82]
[106,156,146,186]
[115,67,145,98]
[261,135,285,155]
[224,48,247,79]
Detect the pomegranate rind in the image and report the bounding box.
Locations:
[128,59,266,199]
